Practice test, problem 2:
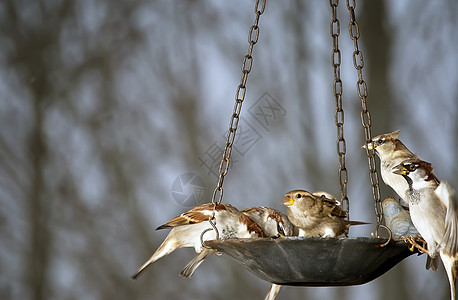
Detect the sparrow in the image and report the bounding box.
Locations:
[382,196,421,240]
[131,203,264,279]
[393,159,458,300]
[282,190,368,237]
[363,130,417,205]
[241,206,294,237]
[241,206,295,300]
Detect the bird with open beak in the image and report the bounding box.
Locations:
[282,189,368,238]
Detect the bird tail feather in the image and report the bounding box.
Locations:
[131,236,176,279]
[426,255,439,271]
[179,248,214,278]
[439,252,457,300]
[264,284,282,300]
[347,221,370,226]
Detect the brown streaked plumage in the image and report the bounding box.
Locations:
[282,189,368,237]
[242,206,294,237]
[313,191,341,206]
[157,203,228,229]
[241,206,294,300]
[131,203,263,279]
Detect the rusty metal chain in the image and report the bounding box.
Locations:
[345,0,386,238]
[329,0,349,227]
[201,0,266,246]
[211,0,266,206]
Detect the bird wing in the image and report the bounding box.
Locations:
[320,197,346,218]
[241,206,266,217]
[435,181,458,256]
[156,203,215,229]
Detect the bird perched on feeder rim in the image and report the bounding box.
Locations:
[382,196,421,241]
[241,206,295,300]
[393,159,458,300]
[131,203,264,279]
[362,130,417,206]
[282,189,368,238]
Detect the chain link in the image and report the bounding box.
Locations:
[203,0,266,247]
[345,0,385,236]
[329,0,349,226]
[211,0,266,207]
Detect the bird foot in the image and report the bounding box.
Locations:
[402,235,429,255]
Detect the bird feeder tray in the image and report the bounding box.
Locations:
[206,236,416,286]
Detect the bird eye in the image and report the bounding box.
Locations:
[405,163,417,172]
[377,138,385,145]
[277,223,286,236]
[296,194,302,199]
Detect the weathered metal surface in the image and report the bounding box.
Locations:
[206,237,416,286]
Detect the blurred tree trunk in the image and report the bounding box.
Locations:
[359,1,396,135]
[19,3,59,298]
[27,94,50,300]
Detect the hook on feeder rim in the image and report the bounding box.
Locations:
[200,216,219,249]
[375,224,392,247]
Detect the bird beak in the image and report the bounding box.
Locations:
[282,197,295,207]
[362,141,375,150]
[392,164,408,175]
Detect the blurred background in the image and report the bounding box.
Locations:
[1,0,457,299]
